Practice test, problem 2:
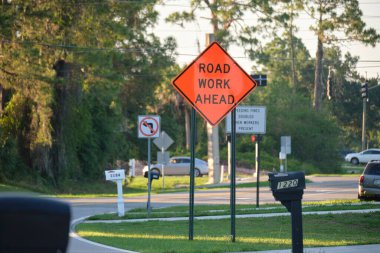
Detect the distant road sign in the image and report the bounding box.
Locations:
[157,151,170,164]
[226,106,266,134]
[138,115,160,138]
[281,136,291,155]
[250,74,267,86]
[153,131,174,150]
[172,42,257,126]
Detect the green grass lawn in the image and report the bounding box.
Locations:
[340,163,365,175]
[1,176,209,197]
[55,176,210,198]
[77,212,380,253]
[88,199,380,220]
[1,175,275,198]
[0,183,31,192]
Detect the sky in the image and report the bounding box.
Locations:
[153,0,380,79]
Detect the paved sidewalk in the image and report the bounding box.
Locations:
[238,244,380,253]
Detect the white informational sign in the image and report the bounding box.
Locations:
[281,136,291,155]
[138,115,160,138]
[225,106,266,134]
[105,169,125,181]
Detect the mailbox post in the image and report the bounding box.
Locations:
[144,171,160,212]
[105,169,126,217]
[268,172,305,253]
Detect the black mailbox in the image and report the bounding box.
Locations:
[0,194,71,253]
[268,172,305,202]
[268,172,305,253]
[144,171,160,181]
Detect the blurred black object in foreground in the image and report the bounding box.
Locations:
[0,194,71,253]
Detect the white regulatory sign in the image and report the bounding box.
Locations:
[277,179,298,190]
[138,115,160,138]
[105,169,125,181]
[226,106,266,134]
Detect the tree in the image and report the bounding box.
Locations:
[166,0,275,183]
[303,0,380,111]
[0,0,175,186]
[244,77,342,171]
[257,35,314,94]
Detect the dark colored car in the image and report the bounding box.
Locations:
[358,161,380,200]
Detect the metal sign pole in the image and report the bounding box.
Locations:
[147,138,152,215]
[162,147,165,190]
[362,98,367,151]
[227,135,231,180]
[189,108,196,240]
[230,108,236,242]
[285,156,288,172]
[256,135,261,208]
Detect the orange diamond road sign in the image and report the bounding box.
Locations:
[172,42,257,126]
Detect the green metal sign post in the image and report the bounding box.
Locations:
[230,108,236,242]
[189,108,196,240]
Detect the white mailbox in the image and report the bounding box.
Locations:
[105,169,125,181]
[104,169,125,217]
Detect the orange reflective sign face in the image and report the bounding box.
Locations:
[172,42,257,126]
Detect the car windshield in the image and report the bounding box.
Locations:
[365,163,380,175]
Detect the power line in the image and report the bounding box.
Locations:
[0,36,171,54]
[355,65,380,68]
[176,52,380,63]
[3,35,379,64]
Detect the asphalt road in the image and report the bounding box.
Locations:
[66,176,360,253]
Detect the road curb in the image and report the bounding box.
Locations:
[70,216,139,253]
[82,208,380,224]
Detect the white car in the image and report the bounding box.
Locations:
[345,149,380,165]
[143,156,208,177]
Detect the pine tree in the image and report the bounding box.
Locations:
[304,0,380,111]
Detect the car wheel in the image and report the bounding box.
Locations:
[351,158,359,165]
[151,168,161,176]
[194,168,202,177]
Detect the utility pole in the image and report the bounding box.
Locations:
[360,81,368,150]
[361,79,380,150]
[206,33,221,184]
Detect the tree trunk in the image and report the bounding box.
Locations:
[205,30,221,184]
[0,84,3,115]
[313,37,323,111]
[207,123,220,184]
[313,7,324,111]
[289,5,297,89]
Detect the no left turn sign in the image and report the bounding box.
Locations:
[138,115,160,138]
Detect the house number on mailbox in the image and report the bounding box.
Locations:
[277,179,299,190]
